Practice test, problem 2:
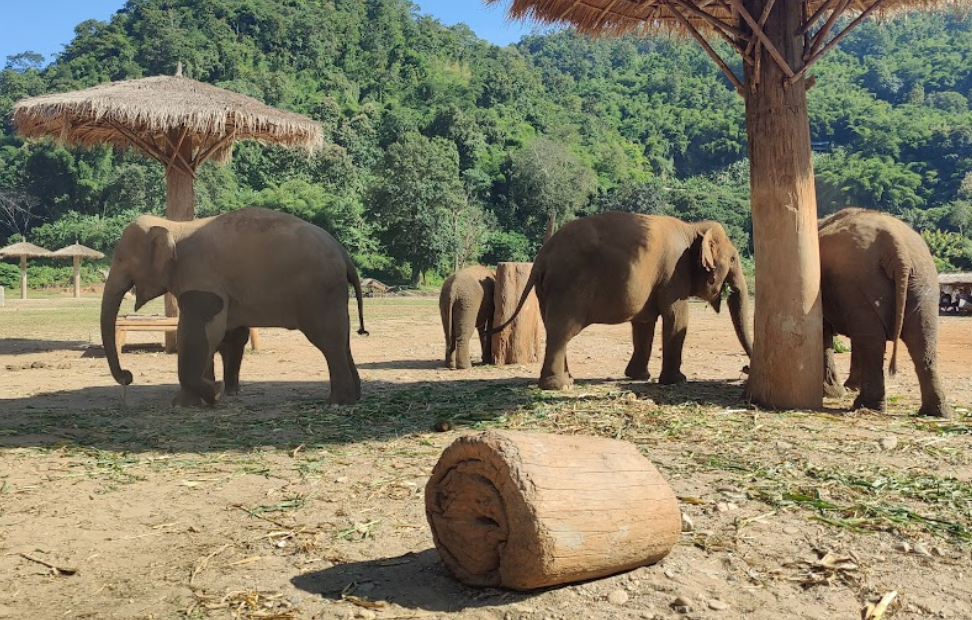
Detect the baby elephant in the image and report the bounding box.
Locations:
[439,265,495,369]
[819,207,952,418]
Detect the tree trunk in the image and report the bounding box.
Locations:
[19,255,27,300]
[491,262,541,364]
[163,129,196,353]
[742,0,823,410]
[73,256,81,298]
[425,430,681,590]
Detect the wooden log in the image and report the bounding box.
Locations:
[491,262,542,365]
[425,430,681,590]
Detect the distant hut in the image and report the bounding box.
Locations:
[938,273,972,314]
[51,243,106,298]
[13,66,323,349]
[0,241,52,300]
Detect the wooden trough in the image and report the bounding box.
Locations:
[425,430,681,590]
[114,315,260,354]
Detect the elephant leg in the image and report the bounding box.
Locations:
[302,300,360,405]
[849,330,887,412]
[175,291,227,406]
[454,306,475,370]
[844,345,862,391]
[901,320,953,418]
[658,301,688,385]
[219,326,250,397]
[823,321,845,398]
[478,324,492,365]
[442,307,457,369]
[538,309,582,391]
[625,314,658,381]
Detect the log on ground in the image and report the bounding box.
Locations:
[425,430,681,590]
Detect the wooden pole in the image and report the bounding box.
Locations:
[20,255,27,300]
[163,129,196,353]
[742,0,823,410]
[73,256,81,298]
[491,262,542,365]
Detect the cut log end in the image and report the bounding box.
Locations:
[425,430,681,590]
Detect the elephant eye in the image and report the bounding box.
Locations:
[730,255,736,263]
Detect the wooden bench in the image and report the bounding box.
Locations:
[114,315,260,353]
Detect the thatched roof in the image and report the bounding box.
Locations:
[51,243,105,260]
[12,75,323,165]
[0,241,52,258]
[488,0,970,37]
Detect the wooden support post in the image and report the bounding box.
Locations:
[163,128,196,353]
[425,430,681,590]
[72,256,81,298]
[491,262,542,365]
[20,255,27,300]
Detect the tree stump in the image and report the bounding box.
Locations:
[491,262,542,365]
[425,430,681,590]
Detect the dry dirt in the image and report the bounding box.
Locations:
[1,294,971,620]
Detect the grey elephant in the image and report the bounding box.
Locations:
[494,211,753,390]
[439,265,495,369]
[101,207,368,406]
[820,207,952,418]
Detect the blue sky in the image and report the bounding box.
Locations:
[0,0,542,66]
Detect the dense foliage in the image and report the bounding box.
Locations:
[2,0,971,286]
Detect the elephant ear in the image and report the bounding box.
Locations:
[700,228,717,273]
[148,226,178,283]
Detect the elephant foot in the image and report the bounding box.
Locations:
[456,359,472,370]
[918,402,954,419]
[843,377,861,392]
[171,390,205,407]
[329,390,360,406]
[852,394,886,412]
[224,384,240,397]
[538,374,573,391]
[823,381,845,398]
[658,371,687,385]
[624,364,651,381]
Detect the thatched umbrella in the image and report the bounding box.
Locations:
[51,243,106,298]
[0,241,52,300]
[12,67,323,349]
[489,0,964,410]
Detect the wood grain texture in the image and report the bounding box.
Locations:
[491,262,542,365]
[425,430,681,590]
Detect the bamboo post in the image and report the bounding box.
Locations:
[491,262,542,365]
[20,255,27,299]
[425,430,681,590]
[72,255,81,298]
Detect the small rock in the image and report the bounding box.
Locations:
[708,599,729,611]
[726,502,739,511]
[894,541,912,553]
[783,526,800,535]
[356,610,376,620]
[289,595,301,605]
[715,502,729,513]
[671,596,692,613]
[30,361,48,369]
[664,569,676,580]
[776,441,794,450]
[681,513,695,532]
[607,590,629,606]
[912,543,931,557]
[931,546,946,557]
[623,392,638,402]
[878,437,898,451]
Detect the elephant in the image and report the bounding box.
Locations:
[819,207,952,418]
[439,265,495,369]
[101,207,368,406]
[494,211,753,390]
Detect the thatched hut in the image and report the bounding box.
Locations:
[13,68,323,349]
[0,241,52,300]
[51,243,106,298]
[489,0,968,409]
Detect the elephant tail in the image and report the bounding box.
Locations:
[492,263,540,334]
[346,258,369,336]
[881,233,911,376]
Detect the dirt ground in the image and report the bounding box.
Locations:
[1,294,970,620]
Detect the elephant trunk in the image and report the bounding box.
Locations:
[101,269,134,386]
[726,258,754,358]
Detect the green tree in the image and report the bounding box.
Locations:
[366,132,465,284]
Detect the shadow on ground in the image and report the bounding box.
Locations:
[0,338,92,356]
[0,377,542,453]
[291,549,539,613]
